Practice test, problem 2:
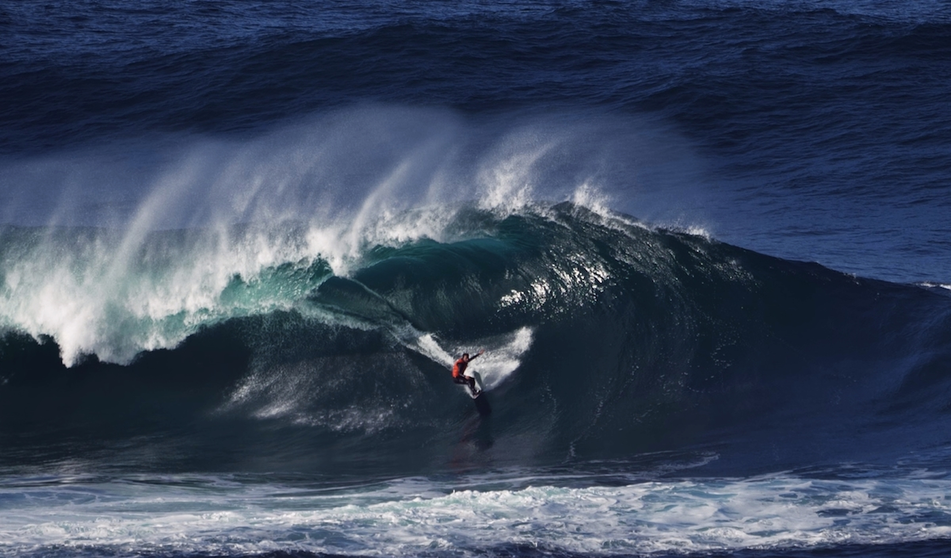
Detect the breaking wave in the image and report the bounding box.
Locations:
[2,201,950,476]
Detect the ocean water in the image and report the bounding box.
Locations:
[2,1,951,557]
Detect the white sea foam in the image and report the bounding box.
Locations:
[1,471,950,557]
[0,227,324,366]
[920,282,951,292]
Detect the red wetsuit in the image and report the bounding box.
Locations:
[452,356,478,393]
[452,358,468,378]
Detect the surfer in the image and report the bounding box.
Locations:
[452,349,484,396]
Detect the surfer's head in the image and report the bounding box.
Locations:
[462,353,470,360]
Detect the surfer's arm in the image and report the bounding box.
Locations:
[470,349,485,361]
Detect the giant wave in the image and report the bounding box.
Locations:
[2,200,950,477]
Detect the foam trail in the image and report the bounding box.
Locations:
[460,327,533,389]
[413,327,532,389]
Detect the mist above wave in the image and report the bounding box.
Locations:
[0,105,704,366]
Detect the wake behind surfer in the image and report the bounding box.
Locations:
[452,349,484,396]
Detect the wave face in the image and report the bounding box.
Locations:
[3,202,950,476]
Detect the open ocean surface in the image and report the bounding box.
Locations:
[2,1,951,557]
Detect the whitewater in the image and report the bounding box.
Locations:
[4,465,951,558]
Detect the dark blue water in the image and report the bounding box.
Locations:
[2,1,951,556]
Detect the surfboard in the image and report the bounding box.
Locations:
[469,371,486,396]
[467,371,491,416]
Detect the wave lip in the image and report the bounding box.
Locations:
[0,225,333,366]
